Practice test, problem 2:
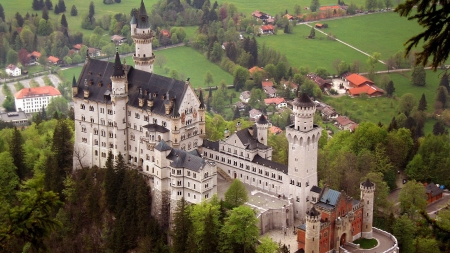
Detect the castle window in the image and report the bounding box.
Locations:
[153,119,157,124]
[81,126,86,132]
[100,108,104,113]
[80,104,85,109]
[81,116,86,121]
[89,106,94,111]
[101,119,105,125]
[144,116,148,121]
[193,173,196,178]
[128,111,131,116]
[108,109,113,115]
[94,129,98,135]
[94,139,98,145]
[90,118,94,123]
[135,113,140,119]
[109,143,114,148]
[108,121,113,127]
[95,150,98,156]
[162,121,166,127]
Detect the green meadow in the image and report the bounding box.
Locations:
[62,46,233,88]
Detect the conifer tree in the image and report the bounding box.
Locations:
[171,198,193,253]
[386,80,395,97]
[45,0,53,10]
[60,13,68,28]
[440,73,450,93]
[70,5,77,16]
[15,12,24,27]
[418,93,427,111]
[89,1,95,18]
[54,4,60,14]
[39,0,45,9]
[432,121,447,135]
[436,86,448,108]
[9,127,27,179]
[0,4,5,22]
[42,6,49,21]
[32,0,42,10]
[411,65,426,86]
[58,0,66,12]
[104,150,117,212]
[388,117,398,132]
[51,119,73,172]
[135,174,151,234]
[233,107,240,120]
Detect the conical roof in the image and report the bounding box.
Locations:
[293,92,315,107]
[362,178,374,187]
[72,76,77,87]
[137,0,150,29]
[112,52,124,77]
[130,12,137,25]
[198,89,205,109]
[172,98,180,118]
[257,114,268,125]
[307,206,320,217]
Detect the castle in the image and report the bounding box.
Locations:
[72,1,386,251]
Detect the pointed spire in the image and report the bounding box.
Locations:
[112,50,124,77]
[72,75,77,87]
[362,178,374,187]
[257,114,268,125]
[137,0,150,29]
[293,92,315,107]
[199,89,205,109]
[130,11,137,25]
[172,98,180,118]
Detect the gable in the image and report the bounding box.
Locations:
[224,133,246,148]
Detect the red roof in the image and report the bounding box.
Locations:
[264,97,286,105]
[161,30,171,37]
[252,10,263,18]
[7,64,18,70]
[335,116,354,126]
[269,126,282,134]
[346,74,374,87]
[261,25,274,31]
[348,84,384,96]
[73,44,82,50]
[15,86,61,99]
[284,14,293,20]
[262,80,274,87]
[249,66,264,75]
[319,5,341,11]
[31,51,41,58]
[48,56,60,63]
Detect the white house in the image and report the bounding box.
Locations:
[240,91,251,103]
[264,97,287,109]
[249,108,262,120]
[6,64,21,77]
[15,86,61,113]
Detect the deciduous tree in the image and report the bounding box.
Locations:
[224,179,248,208]
[398,180,427,218]
[411,65,426,86]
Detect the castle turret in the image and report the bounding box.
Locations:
[110,51,128,160]
[131,0,155,73]
[198,89,206,139]
[285,92,322,220]
[171,98,180,147]
[256,114,269,145]
[360,179,375,239]
[305,207,320,253]
[72,75,78,97]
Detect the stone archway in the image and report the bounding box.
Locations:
[340,233,347,246]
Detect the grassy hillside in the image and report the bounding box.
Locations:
[62,46,233,88]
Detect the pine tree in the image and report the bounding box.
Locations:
[70,5,77,16]
[0,4,5,22]
[60,13,68,28]
[39,0,45,9]
[41,105,47,120]
[9,127,27,179]
[386,80,395,97]
[436,86,448,108]
[104,150,117,212]
[418,93,427,111]
[309,27,315,38]
[32,0,42,10]
[45,0,53,10]
[233,107,240,120]
[440,73,450,92]
[58,0,66,12]
[387,117,398,132]
[42,6,49,20]
[54,4,60,14]
[433,121,447,135]
[15,12,24,27]
[171,198,192,253]
[135,174,151,234]
[51,119,73,172]
[89,1,95,18]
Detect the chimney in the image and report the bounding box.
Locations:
[236,121,242,131]
[248,126,254,136]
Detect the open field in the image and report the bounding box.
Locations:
[62,46,233,88]
[312,12,425,62]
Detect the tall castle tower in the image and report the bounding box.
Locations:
[131,0,155,73]
[360,179,375,239]
[110,52,129,158]
[256,114,269,146]
[305,207,320,253]
[286,93,321,219]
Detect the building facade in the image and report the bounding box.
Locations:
[72,0,214,216]
[6,64,21,76]
[15,86,61,113]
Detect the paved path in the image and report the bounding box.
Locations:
[344,230,396,253]
[303,23,386,65]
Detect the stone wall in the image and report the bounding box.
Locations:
[257,202,294,235]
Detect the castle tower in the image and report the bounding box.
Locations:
[171,98,181,148]
[286,93,321,219]
[305,207,320,253]
[72,75,78,97]
[110,52,128,160]
[131,0,155,73]
[360,179,375,239]
[198,89,206,140]
[256,114,269,145]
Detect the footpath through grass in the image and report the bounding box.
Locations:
[353,238,378,249]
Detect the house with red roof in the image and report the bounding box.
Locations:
[306,73,332,91]
[15,86,61,113]
[334,116,357,132]
[264,97,287,108]
[5,64,21,77]
[282,80,299,92]
[319,5,341,11]
[260,25,274,34]
[252,10,269,20]
[284,14,294,20]
[27,51,41,65]
[73,44,83,51]
[269,126,282,135]
[347,84,385,97]
[160,29,171,38]
[424,183,443,204]
[262,80,274,87]
[249,66,264,77]
[48,56,61,65]
[345,73,374,87]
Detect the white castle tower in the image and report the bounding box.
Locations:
[360,179,375,239]
[256,114,269,146]
[286,93,321,219]
[305,207,320,253]
[131,0,155,73]
[110,51,129,158]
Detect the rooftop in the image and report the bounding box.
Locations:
[15,86,61,99]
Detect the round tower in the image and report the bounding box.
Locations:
[305,207,320,253]
[256,114,269,145]
[110,51,128,161]
[293,93,316,132]
[131,0,155,73]
[360,178,375,239]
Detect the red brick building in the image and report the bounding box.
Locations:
[425,183,443,204]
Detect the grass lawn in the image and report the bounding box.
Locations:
[314,12,425,62]
[62,46,233,88]
[353,238,378,249]
[256,24,384,73]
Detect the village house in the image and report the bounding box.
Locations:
[111,35,127,45]
[283,14,294,20]
[240,91,251,103]
[316,101,338,120]
[282,80,298,93]
[252,10,269,21]
[15,86,61,113]
[73,44,83,51]
[28,51,41,65]
[262,80,274,88]
[249,66,264,78]
[260,25,275,34]
[335,116,357,132]
[0,111,30,127]
[264,97,287,109]
[249,108,263,121]
[234,101,246,111]
[269,125,282,135]
[48,56,61,65]
[263,86,277,98]
[345,73,374,87]
[160,29,171,38]
[345,73,384,97]
[5,64,21,77]
[319,5,342,11]
[307,73,333,91]
[425,183,443,204]
[88,47,101,58]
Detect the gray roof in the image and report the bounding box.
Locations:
[311,185,322,194]
[188,149,202,157]
[166,148,206,171]
[319,188,341,207]
[361,178,374,187]
[0,111,28,122]
[155,140,171,151]
[74,58,189,116]
[112,52,124,77]
[252,154,288,174]
[137,0,150,29]
[130,12,137,25]
[297,223,306,231]
[425,183,443,197]
[72,76,77,87]
[143,123,169,133]
[235,126,269,150]
[256,114,268,125]
[293,93,315,107]
[202,139,219,151]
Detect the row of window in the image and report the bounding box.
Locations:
[230,171,279,189]
[289,180,309,187]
